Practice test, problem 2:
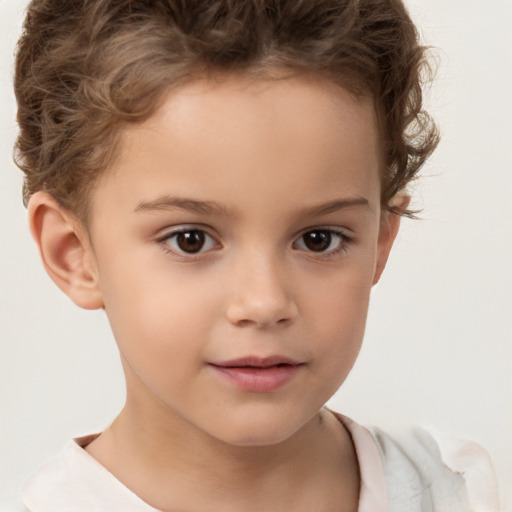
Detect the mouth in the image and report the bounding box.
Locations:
[208,356,304,393]
[210,355,302,369]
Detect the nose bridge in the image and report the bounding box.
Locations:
[225,245,298,328]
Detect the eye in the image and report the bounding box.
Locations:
[294,228,349,255]
[160,228,218,255]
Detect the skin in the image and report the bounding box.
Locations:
[29,72,404,511]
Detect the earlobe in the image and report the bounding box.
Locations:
[372,195,409,285]
[28,191,104,310]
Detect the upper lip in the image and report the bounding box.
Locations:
[209,355,303,368]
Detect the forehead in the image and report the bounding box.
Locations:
[91,72,382,224]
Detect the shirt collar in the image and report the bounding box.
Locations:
[23,413,387,512]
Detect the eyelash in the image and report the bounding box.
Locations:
[294,228,351,258]
[157,227,220,259]
[157,226,353,259]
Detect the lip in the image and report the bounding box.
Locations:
[210,355,302,368]
[208,355,304,393]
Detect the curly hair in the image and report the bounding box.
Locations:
[14,0,439,222]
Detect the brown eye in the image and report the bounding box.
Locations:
[175,230,205,253]
[294,228,349,256]
[163,228,218,255]
[302,230,332,252]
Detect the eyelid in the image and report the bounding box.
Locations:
[293,226,353,257]
[294,225,353,241]
[156,225,221,257]
[155,224,354,259]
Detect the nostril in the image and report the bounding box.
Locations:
[225,280,299,328]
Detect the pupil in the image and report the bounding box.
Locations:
[304,230,331,252]
[177,231,205,253]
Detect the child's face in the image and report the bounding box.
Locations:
[84,73,395,446]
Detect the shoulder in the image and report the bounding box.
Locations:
[368,424,500,512]
[21,436,159,512]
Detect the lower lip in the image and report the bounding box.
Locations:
[210,364,302,393]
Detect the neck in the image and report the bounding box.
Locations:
[86,391,359,512]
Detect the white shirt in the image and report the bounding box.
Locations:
[21,414,499,512]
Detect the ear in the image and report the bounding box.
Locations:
[27,191,104,309]
[372,195,410,285]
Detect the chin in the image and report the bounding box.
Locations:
[208,407,313,448]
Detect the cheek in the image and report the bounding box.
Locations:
[309,253,374,324]
[313,293,369,362]
[304,261,374,378]
[100,261,220,375]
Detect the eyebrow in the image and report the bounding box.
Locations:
[134,196,235,216]
[133,195,371,217]
[300,197,372,216]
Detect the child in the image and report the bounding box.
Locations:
[12,0,500,510]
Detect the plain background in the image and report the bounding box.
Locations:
[1,0,511,510]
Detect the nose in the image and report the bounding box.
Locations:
[225,250,299,329]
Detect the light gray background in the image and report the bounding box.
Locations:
[1,0,511,510]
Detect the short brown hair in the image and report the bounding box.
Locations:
[14,0,439,222]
